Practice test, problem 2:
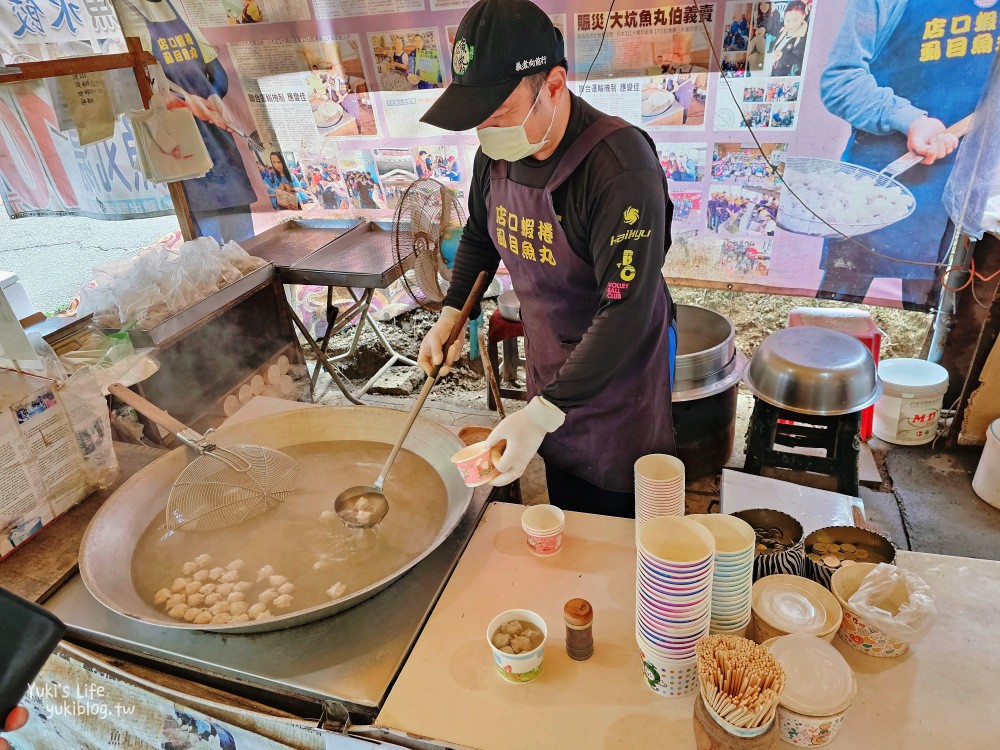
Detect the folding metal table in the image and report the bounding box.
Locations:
[242,220,416,403]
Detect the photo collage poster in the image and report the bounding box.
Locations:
[0,0,993,309]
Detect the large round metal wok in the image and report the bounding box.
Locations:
[79,405,473,634]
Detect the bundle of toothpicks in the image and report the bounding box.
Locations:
[695,634,786,731]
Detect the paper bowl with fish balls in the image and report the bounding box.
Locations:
[487,609,548,683]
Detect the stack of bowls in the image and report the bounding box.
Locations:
[635,516,715,697]
[690,514,755,636]
[634,454,686,527]
[750,575,842,644]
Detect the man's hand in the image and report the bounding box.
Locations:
[417,307,465,377]
[206,94,236,133]
[0,707,29,750]
[907,115,959,165]
[485,397,566,486]
[183,93,233,131]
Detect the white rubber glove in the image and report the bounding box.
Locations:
[418,306,465,377]
[485,396,566,486]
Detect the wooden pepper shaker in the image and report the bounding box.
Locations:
[564,598,594,661]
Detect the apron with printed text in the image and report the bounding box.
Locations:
[821,0,996,281]
[142,0,256,210]
[488,117,675,493]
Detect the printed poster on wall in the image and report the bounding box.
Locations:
[0,0,993,311]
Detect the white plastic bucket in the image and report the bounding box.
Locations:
[872,358,949,445]
[973,418,1000,510]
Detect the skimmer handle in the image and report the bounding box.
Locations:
[108,383,207,449]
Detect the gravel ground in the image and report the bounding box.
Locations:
[314,287,931,402]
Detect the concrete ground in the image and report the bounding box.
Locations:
[0,212,178,313]
[309,365,1000,563]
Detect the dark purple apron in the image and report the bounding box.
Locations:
[487,116,675,492]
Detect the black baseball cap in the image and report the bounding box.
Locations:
[420,0,565,131]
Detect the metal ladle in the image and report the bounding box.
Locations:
[334,272,488,529]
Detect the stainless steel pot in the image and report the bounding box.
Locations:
[671,305,745,478]
[744,326,882,416]
[673,304,736,394]
[497,290,520,322]
[79,405,473,634]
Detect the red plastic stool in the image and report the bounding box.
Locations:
[486,309,528,411]
[787,308,881,440]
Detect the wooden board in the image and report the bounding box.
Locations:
[0,442,166,602]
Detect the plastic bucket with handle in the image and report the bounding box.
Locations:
[973,418,1000,510]
[872,358,948,445]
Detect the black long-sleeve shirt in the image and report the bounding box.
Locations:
[444,94,673,410]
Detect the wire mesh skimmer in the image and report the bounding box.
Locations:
[109,384,300,532]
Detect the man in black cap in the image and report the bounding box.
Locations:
[417,0,676,518]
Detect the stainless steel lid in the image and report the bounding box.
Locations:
[744,326,882,416]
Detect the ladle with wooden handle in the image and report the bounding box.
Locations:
[334,271,489,529]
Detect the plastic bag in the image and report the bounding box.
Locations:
[58,327,159,394]
[847,563,935,643]
[24,333,69,383]
[60,368,119,489]
[79,237,263,329]
[942,54,1000,240]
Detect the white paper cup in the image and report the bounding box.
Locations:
[689,513,756,555]
[638,648,698,697]
[451,442,503,487]
[521,505,566,557]
[637,516,716,565]
[487,609,547,683]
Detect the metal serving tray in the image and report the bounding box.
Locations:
[242,220,411,290]
[122,263,275,347]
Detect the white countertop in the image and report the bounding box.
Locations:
[376,503,1000,749]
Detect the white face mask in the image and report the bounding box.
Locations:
[477,83,557,162]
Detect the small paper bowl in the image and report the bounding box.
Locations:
[751,574,842,644]
[775,704,850,747]
[487,609,548,683]
[637,578,711,605]
[639,650,698,698]
[638,516,716,566]
[830,563,911,658]
[521,504,565,533]
[635,454,686,484]
[452,441,503,487]
[638,597,711,623]
[521,505,565,557]
[689,513,756,555]
[638,610,710,637]
[638,568,712,594]
[639,557,715,582]
[709,622,750,638]
[761,635,856,746]
[637,592,711,620]
[637,621,708,647]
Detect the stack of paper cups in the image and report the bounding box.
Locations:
[635,454,686,527]
[690,514,755,636]
[635,516,715,697]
